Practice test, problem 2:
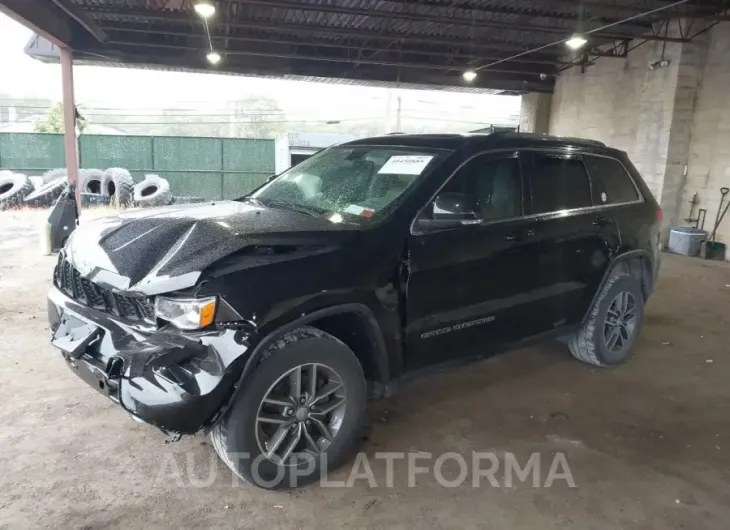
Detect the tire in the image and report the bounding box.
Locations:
[568,272,644,367]
[133,174,172,207]
[80,192,111,207]
[78,168,105,194]
[23,177,68,207]
[0,173,35,210]
[102,167,134,206]
[28,176,44,190]
[210,327,367,490]
[41,168,67,184]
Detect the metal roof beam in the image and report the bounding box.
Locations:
[89,10,566,53]
[536,0,729,20]
[105,39,556,76]
[228,0,685,42]
[73,47,554,93]
[380,0,651,28]
[0,0,75,46]
[102,25,573,66]
[51,0,107,42]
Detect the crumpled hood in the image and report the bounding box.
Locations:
[64,201,357,295]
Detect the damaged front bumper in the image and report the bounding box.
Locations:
[47,286,253,435]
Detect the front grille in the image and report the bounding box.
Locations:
[54,253,155,323]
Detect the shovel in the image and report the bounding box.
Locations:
[706,187,730,260]
[710,187,729,242]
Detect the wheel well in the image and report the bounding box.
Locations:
[307,312,381,383]
[614,255,653,300]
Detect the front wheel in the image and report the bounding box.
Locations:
[210,327,366,489]
[568,272,645,367]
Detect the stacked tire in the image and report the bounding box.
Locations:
[79,169,105,195]
[133,174,173,208]
[103,167,134,207]
[4,166,197,209]
[23,173,68,208]
[0,171,35,210]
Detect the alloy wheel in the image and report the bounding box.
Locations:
[255,363,347,466]
[603,291,637,353]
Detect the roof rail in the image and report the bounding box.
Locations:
[488,131,606,147]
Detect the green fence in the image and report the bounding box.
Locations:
[0,132,275,200]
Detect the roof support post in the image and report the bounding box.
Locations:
[60,46,80,206]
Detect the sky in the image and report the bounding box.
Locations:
[0,13,521,129]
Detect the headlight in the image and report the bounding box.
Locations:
[154,296,217,330]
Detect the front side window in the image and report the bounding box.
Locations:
[530,154,592,214]
[438,155,523,222]
[249,146,445,224]
[584,155,640,205]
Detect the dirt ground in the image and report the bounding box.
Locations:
[0,210,729,529]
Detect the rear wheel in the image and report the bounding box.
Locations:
[568,272,644,367]
[210,327,366,489]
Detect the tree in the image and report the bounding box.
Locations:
[33,102,88,133]
[226,95,287,139]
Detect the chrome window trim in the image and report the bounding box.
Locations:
[410,147,644,235]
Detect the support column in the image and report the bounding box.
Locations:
[519,93,552,134]
[630,27,707,242]
[60,46,80,206]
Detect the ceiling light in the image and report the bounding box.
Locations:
[194,2,216,18]
[649,59,671,70]
[206,51,221,64]
[463,70,477,82]
[565,34,587,50]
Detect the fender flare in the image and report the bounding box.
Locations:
[205,303,389,432]
[582,249,653,325]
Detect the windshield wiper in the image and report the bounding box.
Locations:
[257,199,324,218]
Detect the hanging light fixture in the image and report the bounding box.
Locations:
[565,34,587,50]
[206,51,221,64]
[463,70,477,82]
[194,2,216,18]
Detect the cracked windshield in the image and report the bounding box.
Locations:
[250,146,444,222]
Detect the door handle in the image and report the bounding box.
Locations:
[593,216,611,226]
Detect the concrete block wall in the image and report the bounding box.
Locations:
[519,93,552,133]
[547,21,730,253]
[681,23,730,245]
[549,42,653,156]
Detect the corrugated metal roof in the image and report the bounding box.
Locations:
[13,0,730,93]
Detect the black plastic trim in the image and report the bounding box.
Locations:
[205,303,390,432]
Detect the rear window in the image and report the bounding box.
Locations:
[530,154,592,214]
[584,155,640,205]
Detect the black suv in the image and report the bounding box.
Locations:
[48,132,661,488]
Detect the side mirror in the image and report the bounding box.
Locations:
[266,174,277,183]
[433,192,479,221]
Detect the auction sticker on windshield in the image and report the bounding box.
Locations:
[344,204,375,217]
[378,155,434,175]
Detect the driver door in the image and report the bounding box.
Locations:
[405,152,538,369]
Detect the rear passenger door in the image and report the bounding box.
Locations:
[521,151,621,332]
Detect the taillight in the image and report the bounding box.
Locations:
[656,207,663,224]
